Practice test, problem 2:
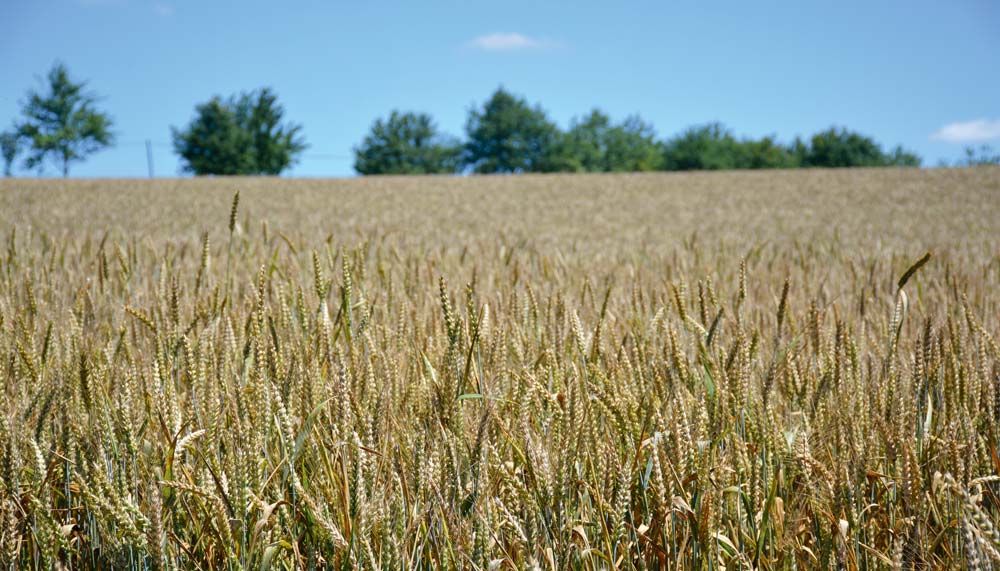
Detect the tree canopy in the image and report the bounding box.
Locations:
[1,131,21,177]
[394,88,924,174]
[172,88,306,176]
[350,93,923,174]
[354,111,462,175]
[662,123,743,171]
[800,127,919,168]
[464,87,572,173]
[564,110,663,172]
[2,67,931,177]
[660,123,801,170]
[14,63,114,176]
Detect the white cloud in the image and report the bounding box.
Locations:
[152,2,174,16]
[466,32,559,52]
[930,119,1000,143]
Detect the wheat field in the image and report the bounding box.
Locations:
[1,168,999,570]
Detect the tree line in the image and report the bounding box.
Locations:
[3,63,997,177]
[355,89,924,175]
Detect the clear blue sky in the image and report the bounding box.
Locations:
[2,0,998,177]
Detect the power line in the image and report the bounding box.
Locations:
[301,153,353,161]
[116,140,168,147]
[117,140,353,161]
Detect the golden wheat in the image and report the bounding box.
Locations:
[0,168,998,569]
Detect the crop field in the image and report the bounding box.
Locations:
[1,168,1000,570]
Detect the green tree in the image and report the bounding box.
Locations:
[886,145,921,167]
[172,88,306,175]
[732,135,799,169]
[789,137,810,166]
[803,127,920,167]
[464,87,572,173]
[14,63,114,176]
[172,97,252,175]
[803,127,883,167]
[565,110,662,172]
[1,131,21,177]
[661,124,915,171]
[604,115,663,171]
[233,89,308,174]
[662,123,801,170]
[564,109,610,172]
[661,122,742,170]
[354,111,462,175]
[957,145,999,166]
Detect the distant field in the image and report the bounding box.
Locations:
[4,168,999,252]
[1,168,999,569]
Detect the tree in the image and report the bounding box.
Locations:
[802,127,920,168]
[15,63,114,176]
[803,127,884,167]
[886,145,921,167]
[565,110,662,172]
[957,145,1000,167]
[171,98,252,175]
[172,88,306,175]
[233,89,308,175]
[464,87,572,173]
[564,109,611,172]
[661,122,743,170]
[354,111,462,175]
[603,115,663,172]
[1,131,21,177]
[789,137,810,166]
[661,124,917,171]
[732,136,799,169]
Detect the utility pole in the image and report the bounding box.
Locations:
[146,139,154,178]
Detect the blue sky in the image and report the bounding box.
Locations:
[1,0,998,177]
